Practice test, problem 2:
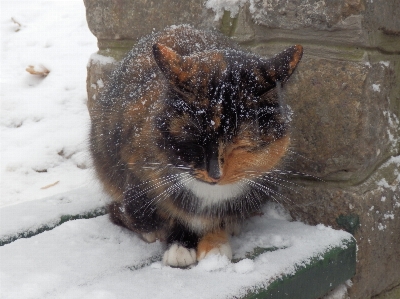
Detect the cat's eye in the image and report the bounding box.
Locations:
[234,145,254,152]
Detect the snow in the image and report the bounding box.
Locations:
[205,0,247,21]
[1,0,97,208]
[0,184,109,244]
[0,198,354,299]
[322,280,352,299]
[379,61,390,67]
[372,84,381,92]
[376,156,400,192]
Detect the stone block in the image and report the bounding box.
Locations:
[83,0,216,41]
[280,157,400,298]
[281,57,399,183]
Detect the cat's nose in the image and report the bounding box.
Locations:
[207,158,221,181]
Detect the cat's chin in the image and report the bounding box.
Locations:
[181,176,248,208]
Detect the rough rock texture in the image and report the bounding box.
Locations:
[83,1,400,298]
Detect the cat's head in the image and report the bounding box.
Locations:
[153,43,302,186]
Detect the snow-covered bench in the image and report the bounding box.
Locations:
[0,186,356,299]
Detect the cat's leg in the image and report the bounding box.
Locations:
[108,195,165,243]
[196,230,232,261]
[162,223,199,267]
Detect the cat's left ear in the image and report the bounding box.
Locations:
[152,43,198,92]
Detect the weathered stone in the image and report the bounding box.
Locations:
[83,1,400,298]
[222,1,400,53]
[280,157,400,299]
[248,0,357,30]
[281,57,399,183]
[86,53,117,116]
[83,0,216,41]
[363,0,400,35]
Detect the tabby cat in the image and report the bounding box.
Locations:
[89,25,302,267]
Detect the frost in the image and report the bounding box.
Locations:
[89,53,116,66]
[285,104,294,123]
[378,178,399,192]
[378,223,386,231]
[383,110,400,129]
[97,79,104,88]
[379,61,390,67]
[383,213,394,220]
[205,0,247,20]
[376,157,400,193]
[372,84,380,92]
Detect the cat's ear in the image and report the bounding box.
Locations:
[152,43,197,92]
[255,45,303,95]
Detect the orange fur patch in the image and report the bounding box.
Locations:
[197,230,229,259]
[219,135,290,185]
[193,169,219,184]
[289,45,303,74]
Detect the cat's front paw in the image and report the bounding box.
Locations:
[196,230,232,261]
[197,242,232,261]
[162,243,197,267]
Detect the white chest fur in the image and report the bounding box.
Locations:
[181,176,247,209]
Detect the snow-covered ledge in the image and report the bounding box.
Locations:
[0,189,355,298]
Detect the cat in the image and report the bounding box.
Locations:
[89,25,302,267]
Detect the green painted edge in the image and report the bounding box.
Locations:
[241,238,356,299]
[336,214,360,235]
[0,207,108,247]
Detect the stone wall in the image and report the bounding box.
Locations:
[83,1,400,298]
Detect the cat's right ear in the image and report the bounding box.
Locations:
[152,43,197,92]
[254,45,303,95]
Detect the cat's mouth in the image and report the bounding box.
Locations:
[181,175,247,205]
[192,169,243,186]
[192,169,225,185]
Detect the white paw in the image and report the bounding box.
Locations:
[162,243,197,267]
[197,242,232,261]
[141,232,157,243]
[140,230,166,243]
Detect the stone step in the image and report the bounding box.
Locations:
[0,188,356,298]
[0,185,109,246]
